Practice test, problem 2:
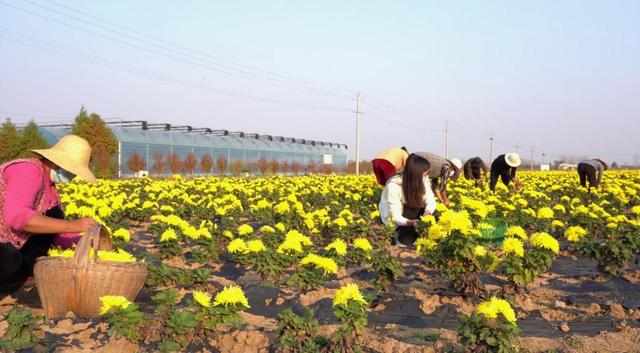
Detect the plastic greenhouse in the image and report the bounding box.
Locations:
[38,121,348,176]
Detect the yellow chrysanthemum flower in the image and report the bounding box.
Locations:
[284,230,313,246]
[227,238,248,254]
[99,295,132,315]
[553,204,566,213]
[421,214,436,226]
[504,226,527,241]
[274,201,291,214]
[476,297,517,324]
[246,239,266,253]
[333,283,368,308]
[237,224,254,236]
[97,249,137,262]
[502,237,524,257]
[48,248,75,258]
[274,223,287,232]
[193,290,211,308]
[352,238,373,252]
[112,228,131,242]
[325,238,348,256]
[536,207,554,219]
[438,210,473,234]
[474,245,487,257]
[428,224,446,240]
[160,229,178,242]
[300,254,339,274]
[529,232,560,254]
[564,226,588,242]
[213,285,250,309]
[277,238,304,254]
[332,217,348,229]
[551,220,565,230]
[415,237,437,253]
[259,225,276,234]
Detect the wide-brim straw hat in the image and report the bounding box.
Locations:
[449,158,463,170]
[32,135,97,183]
[505,153,522,168]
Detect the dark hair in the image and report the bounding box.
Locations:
[402,154,431,208]
[401,146,408,153]
[464,157,488,180]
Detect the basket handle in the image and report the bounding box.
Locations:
[72,224,114,266]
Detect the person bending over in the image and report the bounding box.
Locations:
[379,154,436,247]
[414,152,461,206]
[463,157,489,187]
[577,159,608,190]
[489,153,522,192]
[371,146,409,186]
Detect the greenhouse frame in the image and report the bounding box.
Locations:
[37,120,349,176]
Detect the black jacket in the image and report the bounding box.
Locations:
[491,154,517,178]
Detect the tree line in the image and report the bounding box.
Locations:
[0,107,118,179]
[126,152,363,176]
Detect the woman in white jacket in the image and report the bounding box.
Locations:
[379,153,437,246]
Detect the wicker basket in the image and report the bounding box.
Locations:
[34,224,147,318]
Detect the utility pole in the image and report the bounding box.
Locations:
[515,141,520,154]
[530,147,534,170]
[542,151,546,166]
[489,133,494,163]
[444,119,449,159]
[355,92,361,175]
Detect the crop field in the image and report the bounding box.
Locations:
[2,171,640,352]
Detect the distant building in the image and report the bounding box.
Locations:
[558,163,577,171]
[38,120,348,176]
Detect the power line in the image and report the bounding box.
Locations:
[2,1,353,99]
[38,0,356,96]
[0,29,352,112]
[18,0,354,98]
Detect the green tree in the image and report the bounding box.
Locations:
[0,118,21,163]
[71,106,118,179]
[18,120,49,158]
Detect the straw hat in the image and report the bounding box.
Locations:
[32,135,97,183]
[449,158,462,170]
[505,153,522,168]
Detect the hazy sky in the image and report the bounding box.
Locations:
[1,0,639,164]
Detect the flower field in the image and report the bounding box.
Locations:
[2,171,640,352]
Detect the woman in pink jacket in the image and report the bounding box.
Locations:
[0,135,98,288]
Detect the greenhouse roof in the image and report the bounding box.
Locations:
[36,120,348,150]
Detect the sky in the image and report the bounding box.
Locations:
[1,0,639,164]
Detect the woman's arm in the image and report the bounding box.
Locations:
[424,178,437,214]
[386,183,410,226]
[22,215,96,234]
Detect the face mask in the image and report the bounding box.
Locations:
[50,168,75,184]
